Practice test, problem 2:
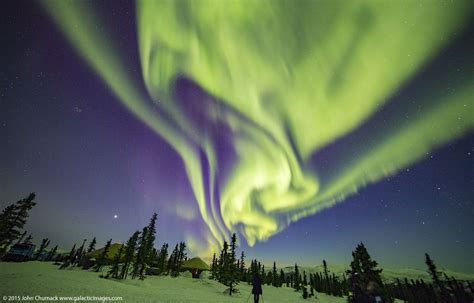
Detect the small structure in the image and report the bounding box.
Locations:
[2,243,36,262]
[182,257,211,278]
[79,243,124,269]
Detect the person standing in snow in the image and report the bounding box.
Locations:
[252,273,263,303]
[365,281,386,303]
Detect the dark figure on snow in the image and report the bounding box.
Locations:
[365,281,386,303]
[252,274,263,303]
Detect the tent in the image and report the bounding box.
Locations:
[182,257,211,278]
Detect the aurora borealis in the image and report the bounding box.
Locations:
[1,0,473,272]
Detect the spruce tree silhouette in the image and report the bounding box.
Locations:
[0,193,37,250]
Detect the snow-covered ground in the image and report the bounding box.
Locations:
[0,262,346,303]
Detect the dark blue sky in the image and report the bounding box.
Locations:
[0,1,472,272]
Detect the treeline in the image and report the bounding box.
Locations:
[294,243,474,303]
[207,233,347,299]
[345,244,474,303]
[209,233,290,295]
[55,213,188,281]
[302,261,350,299]
[0,194,189,281]
[281,259,349,299]
[383,254,474,303]
[153,241,187,277]
[207,235,473,302]
[0,193,188,281]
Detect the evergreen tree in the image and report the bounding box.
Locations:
[332,273,341,296]
[272,261,278,286]
[59,243,76,269]
[309,274,315,297]
[217,241,228,282]
[342,274,349,296]
[156,243,169,275]
[314,273,321,292]
[23,234,33,244]
[0,204,16,247]
[67,243,77,262]
[347,243,384,303]
[129,214,159,280]
[0,193,36,250]
[348,243,383,286]
[151,247,158,262]
[133,213,158,279]
[178,242,187,265]
[302,286,309,299]
[15,231,27,245]
[239,251,246,281]
[73,239,87,265]
[265,271,272,285]
[144,213,157,265]
[107,244,124,279]
[323,259,330,293]
[425,253,446,297]
[46,245,58,261]
[303,271,308,287]
[247,259,257,282]
[94,239,112,273]
[294,263,301,291]
[236,259,240,278]
[34,238,50,260]
[210,252,217,279]
[226,233,239,296]
[120,231,140,280]
[168,241,187,277]
[168,243,179,276]
[87,237,97,253]
[132,227,149,279]
[279,269,285,287]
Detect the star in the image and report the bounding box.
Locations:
[113,214,118,219]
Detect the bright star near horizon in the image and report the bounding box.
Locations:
[113,214,118,219]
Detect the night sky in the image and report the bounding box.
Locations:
[1,0,473,273]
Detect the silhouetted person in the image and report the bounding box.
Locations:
[365,281,386,303]
[252,274,263,303]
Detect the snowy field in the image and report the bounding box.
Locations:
[0,262,346,303]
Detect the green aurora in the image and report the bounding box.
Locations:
[40,0,473,255]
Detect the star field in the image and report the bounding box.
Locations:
[0,0,473,273]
